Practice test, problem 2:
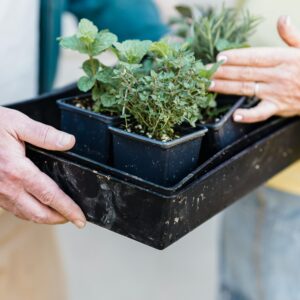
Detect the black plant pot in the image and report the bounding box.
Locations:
[201,95,257,159]
[109,126,207,186]
[57,96,121,164]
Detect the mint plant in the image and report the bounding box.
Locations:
[170,5,262,64]
[58,19,120,114]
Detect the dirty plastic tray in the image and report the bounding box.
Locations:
[8,84,300,249]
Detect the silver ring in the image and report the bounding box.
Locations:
[254,82,260,97]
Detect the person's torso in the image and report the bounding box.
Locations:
[0,0,39,105]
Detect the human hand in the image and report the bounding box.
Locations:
[209,15,300,123]
[0,106,86,228]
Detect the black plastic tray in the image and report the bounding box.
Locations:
[9,84,300,249]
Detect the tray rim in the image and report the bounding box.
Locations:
[26,116,299,200]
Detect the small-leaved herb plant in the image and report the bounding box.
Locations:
[59,19,219,141]
[117,41,219,141]
[170,4,262,64]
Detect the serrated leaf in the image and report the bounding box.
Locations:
[91,30,118,55]
[83,59,100,77]
[77,19,98,44]
[114,40,152,64]
[149,41,172,58]
[58,35,88,54]
[77,76,96,92]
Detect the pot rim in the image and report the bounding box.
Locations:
[109,126,207,149]
[57,95,121,125]
[202,96,247,131]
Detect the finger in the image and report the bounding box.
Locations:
[213,65,274,82]
[23,161,86,229]
[209,80,269,98]
[233,100,279,123]
[277,15,300,48]
[13,192,67,225]
[217,48,292,67]
[15,113,75,151]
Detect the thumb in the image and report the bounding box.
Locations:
[17,114,75,151]
[233,100,279,123]
[277,15,300,48]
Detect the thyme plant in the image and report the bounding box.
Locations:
[116,41,218,141]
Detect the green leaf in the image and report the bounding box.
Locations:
[101,94,117,108]
[95,68,117,85]
[175,5,193,18]
[91,30,118,55]
[149,41,172,58]
[118,61,142,72]
[198,61,222,79]
[77,18,98,44]
[92,84,101,102]
[114,40,152,64]
[216,39,231,52]
[58,35,88,54]
[77,76,96,92]
[216,39,250,52]
[83,59,100,77]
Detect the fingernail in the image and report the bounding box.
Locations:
[217,55,228,63]
[57,133,74,147]
[209,81,215,88]
[234,114,243,122]
[73,220,86,229]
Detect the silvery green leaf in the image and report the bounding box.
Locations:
[77,19,98,44]
[114,40,152,64]
[95,68,116,84]
[149,41,172,58]
[77,76,96,92]
[83,59,100,77]
[58,35,88,54]
[91,30,118,55]
[92,84,102,102]
[101,94,117,107]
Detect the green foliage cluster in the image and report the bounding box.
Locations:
[170,4,262,64]
[117,42,219,140]
[59,19,219,141]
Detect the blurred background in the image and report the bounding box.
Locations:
[53,0,300,299]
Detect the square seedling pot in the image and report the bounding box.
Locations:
[57,95,120,164]
[109,126,207,186]
[201,95,257,159]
